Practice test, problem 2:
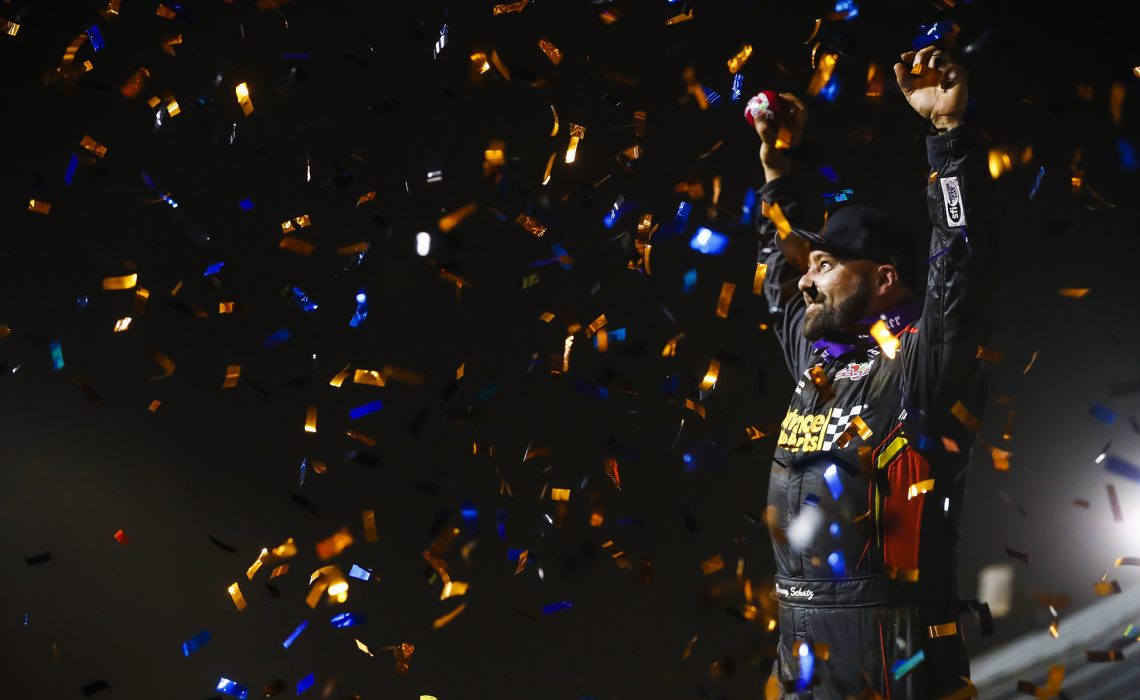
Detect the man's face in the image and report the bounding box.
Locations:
[797,250,873,341]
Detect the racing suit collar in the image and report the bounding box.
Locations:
[811,300,921,362]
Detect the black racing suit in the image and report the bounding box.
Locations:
[758,124,1000,698]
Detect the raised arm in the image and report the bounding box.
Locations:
[750,94,816,378]
[895,48,1001,421]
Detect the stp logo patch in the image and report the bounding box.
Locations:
[835,359,874,381]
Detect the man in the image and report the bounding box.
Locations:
[751,46,1000,698]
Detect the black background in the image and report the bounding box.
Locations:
[2,0,1140,698]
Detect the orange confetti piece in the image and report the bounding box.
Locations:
[316,528,354,560]
[698,359,720,391]
[438,203,478,233]
[492,0,528,14]
[3,18,21,36]
[329,364,351,388]
[235,82,254,116]
[353,369,386,387]
[516,213,547,237]
[950,401,981,432]
[227,582,247,611]
[112,316,131,332]
[753,263,768,294]
[715,282,736,318]
[363,510,378,543]
[27,199,51,214]
[907,479,936,500]
[604,458,621,490]
[700,554,725,575]
[113,529,129,545]
[1058,288,1090,298]
[551,488,570,501]
[538,37,562,65]
[147,400,161,412]
[356,191,376,207]
[278,237,315,255]
[762,201,793,238]
[870,319,899,359]
[564,123,586,163]
[665,9,694,25]
[222,364,240,389]
[345,430,376,446]
[726,44,753,74]
[433,603,466,629]
[102,273,138,290]
[304,405,317,433]
[80,135,107,158]
[866,62,884,102]
[808,52,838,97]
[150,351,175,379]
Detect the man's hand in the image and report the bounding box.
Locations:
[894,46,967,132]
[752,92,807,182]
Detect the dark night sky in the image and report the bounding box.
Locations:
[2,0,1140,698]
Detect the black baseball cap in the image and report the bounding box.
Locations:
[792,204,920,287]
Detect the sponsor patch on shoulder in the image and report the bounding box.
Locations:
[835,359,874,381]
[940,176,967,228]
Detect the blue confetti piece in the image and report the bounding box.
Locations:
[819,166,840,183]
[239,198,255,211]
[64,154,78,186]
[829,521,841,537]
[76,295,90,309]
[1028,166,1045,200]
[827,550,846,577]
[681,268,698,294]
[496,509,507,540]
[740,187,756,224]
[475,382,500,402]
[216,678,250,699]
[689,227,729,255]
[348,564,372,581]
[551,242,573,270]
[833,0,859,19]
[86,25,105,51]
[203,262,226,277]
[891,649,925,681]
[49,340,64,371]
[571,378,609,399]
[282,52,311,61]
[290,286,318,313]
[823,464,843,499]
[817,76,841,102]
[181,629,212,657]
[1105,455,1140,484]
[822,188,855,206]
[282,620,308,649]
[1117,138,1138,172]
[160,192,179,208]
[330,612,365,628]
[507,548,525,561]
[796,643,815,692]
[298,458,307,487]
[608,327,626,341]
[348,298,369,327]
[804,493,821,507]
[23,613,29,626]
[912,21,952,50]
[603,197,637,229]
[672,201,692,233]
[262,328,291,349]
[461,499,478,533]
[703,87,722,106]
[296,673,315,695]
[349,400,383,420]
[731,73,743,101]
[1090,403,1116,426]
[542,600,573,615]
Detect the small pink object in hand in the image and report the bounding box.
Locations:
[743,90,786,126]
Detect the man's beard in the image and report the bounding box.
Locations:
[802,285,870,341]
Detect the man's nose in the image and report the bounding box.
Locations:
[797,270,814,293]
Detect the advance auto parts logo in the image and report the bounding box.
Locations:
[775,582,814,601]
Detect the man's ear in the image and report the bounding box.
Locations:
[876,264,900,295]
